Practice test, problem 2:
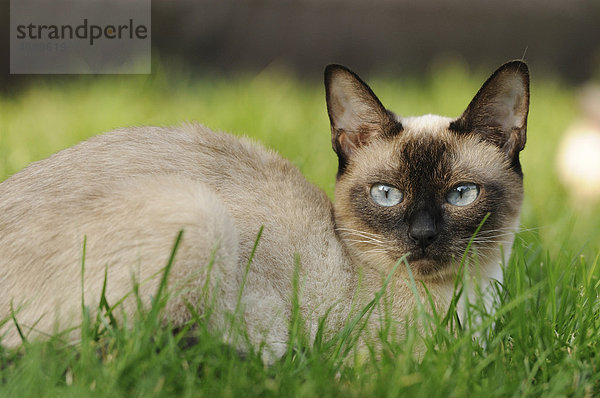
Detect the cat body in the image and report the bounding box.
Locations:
[0,62,529,360]
[0,126,356,358]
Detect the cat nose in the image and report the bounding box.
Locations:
[408,210,439,249]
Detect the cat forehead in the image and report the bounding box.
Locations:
[398,114,508,167]
[394,114,456,164]
[346,114,509,182]
[397,114,454,137]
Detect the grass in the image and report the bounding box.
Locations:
[1,61,600,396]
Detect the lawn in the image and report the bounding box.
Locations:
[1,61,599,397]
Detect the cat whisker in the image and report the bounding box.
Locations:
[335,227,385,239]
[344,239,386,247]
[458,250,495,264]
[475,231,516,236]
[343,232,384,243]
[474,231,518,237]
[464,238,514,243]
[462,239,513,244]
[460,232,518,241]
[363,248,388,254]
[515,225,545,232]
[476,225,544,236]
[336,228,387,244]
[344,237,386,246]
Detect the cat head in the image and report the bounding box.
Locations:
[325,61,529,280]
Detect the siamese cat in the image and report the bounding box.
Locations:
[0,61,529,361]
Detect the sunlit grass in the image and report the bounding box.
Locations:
[1,61,599,396]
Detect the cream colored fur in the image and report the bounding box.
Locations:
[0,62,528,362]
[0,123,509,360]
[0,125,366,360]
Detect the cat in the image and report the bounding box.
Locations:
[0,61,529,361]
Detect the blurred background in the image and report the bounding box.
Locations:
[1,0,599,255]
[2,0,600,83]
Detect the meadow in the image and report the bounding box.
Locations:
[0,62,599,397]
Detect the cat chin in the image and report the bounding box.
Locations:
[353,247,457,281]
[405,258,457,281]
[371,250,456,281]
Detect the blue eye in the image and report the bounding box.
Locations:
[370,183,403,207]
[447,183,480,206]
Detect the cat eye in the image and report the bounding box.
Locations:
[447,183,480,206]
[370,183,403,207]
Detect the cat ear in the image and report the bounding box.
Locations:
[325,64,398,174]
[450,61,530,169]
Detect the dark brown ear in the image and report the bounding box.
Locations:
[325,64,400,176]
[450,61,530,174]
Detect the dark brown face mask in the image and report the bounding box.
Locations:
[326,61,529,278]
